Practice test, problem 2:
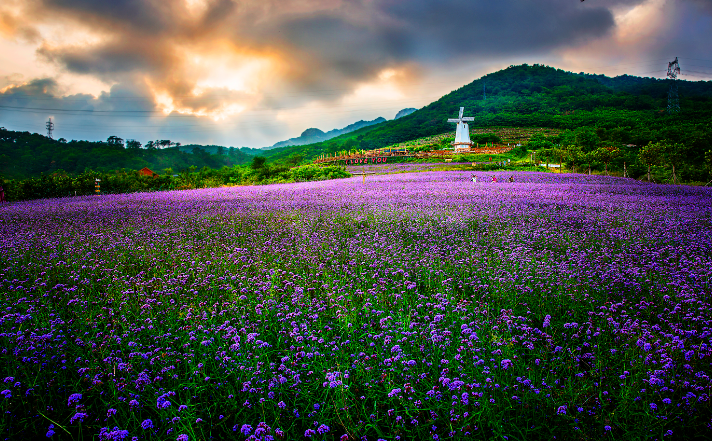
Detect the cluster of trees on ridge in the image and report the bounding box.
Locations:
[0,129,253,179]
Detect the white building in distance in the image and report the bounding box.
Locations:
[447,107,475,152]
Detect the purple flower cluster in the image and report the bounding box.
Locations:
[1,171,711,439]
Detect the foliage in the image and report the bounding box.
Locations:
[0,130,252,179]
[470,133,501,145]
[639,141,667,181]
[592,146,621,174]
[0,164,351,202]
[291,165,350,182]
[526,133,554,151]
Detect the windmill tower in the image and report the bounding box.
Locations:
[667,57,680,114]
[447,107,474,152]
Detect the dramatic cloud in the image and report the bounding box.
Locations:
[21,0,627,104]
[0,0,710,146]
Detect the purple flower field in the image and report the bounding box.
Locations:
[345,162,450,174]
[1,171,711,440]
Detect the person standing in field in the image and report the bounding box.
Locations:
[472,175,477,183]
[492,175,497,183]
[0,185,6,204]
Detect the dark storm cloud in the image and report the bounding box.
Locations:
[0,78,210,143]
[0,78,63,102]
[0,78,156,112]
[37,37,178,79]
[378,0,616,59]
[687,0,712,13]
[39,0,178,34]
[23,0,631,106]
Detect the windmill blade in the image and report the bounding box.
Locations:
[459,107,464,119]
[447,119,460,122]
[462,117,475,121]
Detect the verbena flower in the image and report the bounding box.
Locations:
[67,393,82,407]
[316,424,329,434]
[70,413,88,424]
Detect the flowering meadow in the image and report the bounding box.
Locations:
[1,171,711,440]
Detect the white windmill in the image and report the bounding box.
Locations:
[447,107,474,152]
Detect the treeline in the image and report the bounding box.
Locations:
[0,129,252,179]
[0,159,349,202]
[522,125,712,183]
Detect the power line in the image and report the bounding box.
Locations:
[682,73,712,78]
[682,69,712,75]
[0,97,435,116]
[679,57,712,64]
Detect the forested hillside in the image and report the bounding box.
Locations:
[0,130,251,178]
[264,64,712,175]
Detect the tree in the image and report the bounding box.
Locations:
[145,141,156,150]
[251,156,267,170]
[527,133,554,151]
[553,147,566,173]
[574,127,600,153]
[565,145,583,173]
[287,153,304,167]
[107,136,124,147]
[638,141,665,182]
[664,143,686,185]
[593,146,620,176]
[538,148,555,169]
[705,149,712,185]
[126,139,142,150]
[440,137,454,149]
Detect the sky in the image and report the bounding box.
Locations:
[0,0,711,148]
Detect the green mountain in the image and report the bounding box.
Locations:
[263,64,712,166]
[266,116,387,149]
[394,108,417,119]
